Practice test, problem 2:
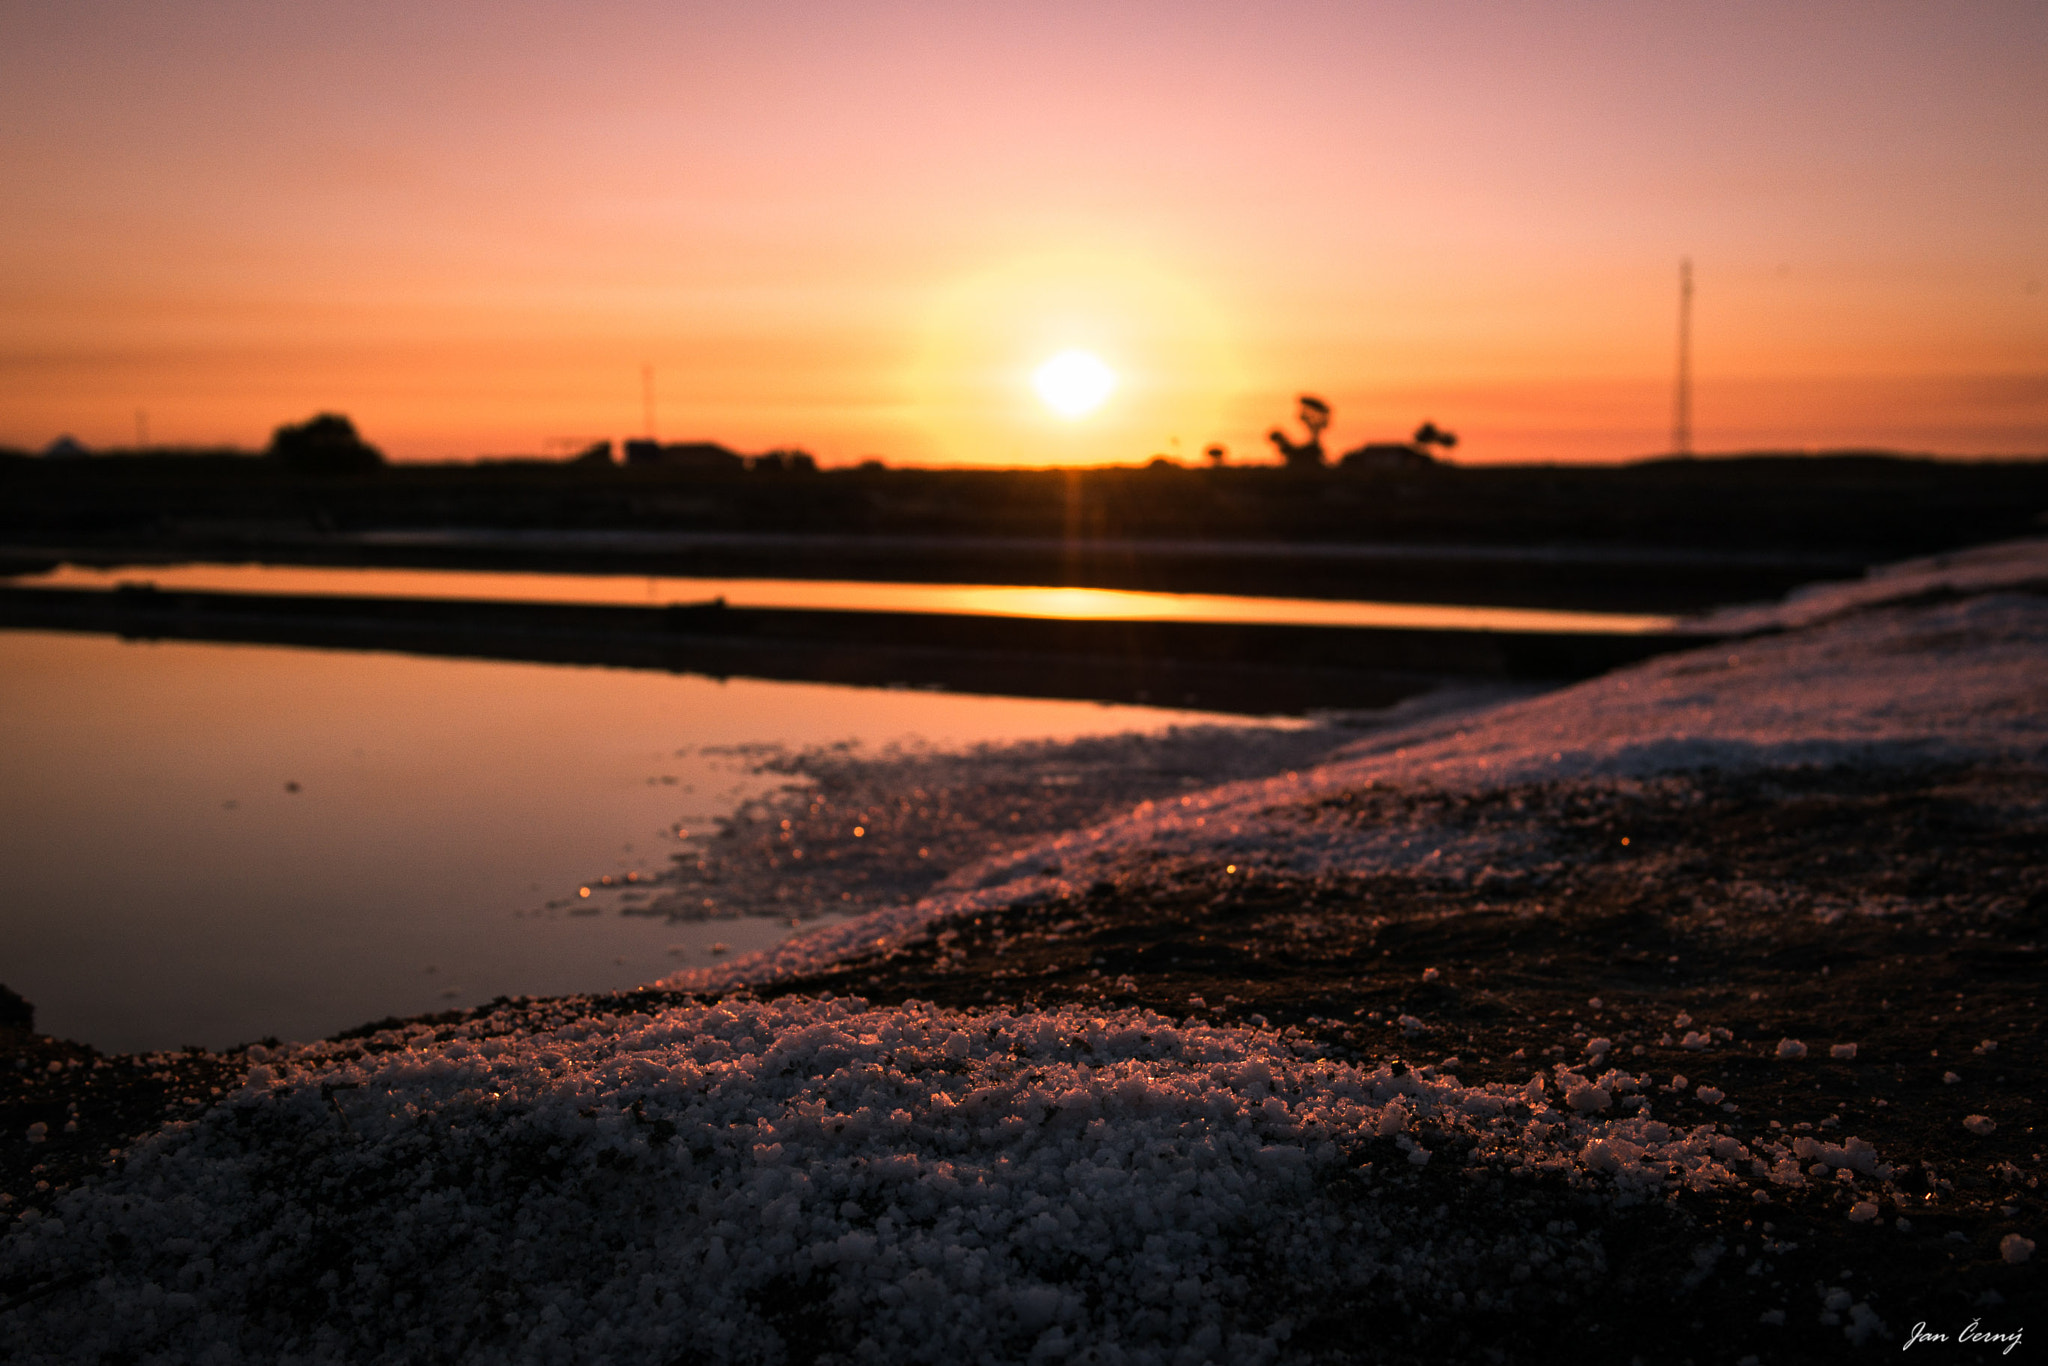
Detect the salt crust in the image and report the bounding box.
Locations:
[5,998,1787,1362]
[671,540,2048,993]
[1686,535,2048,634]
[10,542,2042,1359]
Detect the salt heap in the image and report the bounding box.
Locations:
[4,997,1765,1363]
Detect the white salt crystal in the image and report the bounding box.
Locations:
[1829,1043,1856,1060]
[1843,1302,1886,1345]
[2000,1233,2035,1264]
[1774,1039,1806,1060]
[1847,1201,1879,1223]
[1963,1115,1996,1136]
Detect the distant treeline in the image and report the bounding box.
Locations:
[3,446,2046,558]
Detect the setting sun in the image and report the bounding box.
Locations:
[1032,350,1117,419]
[909,249,1240,465]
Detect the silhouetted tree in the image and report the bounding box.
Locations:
[1204,443,1228,466]
[1267,393,1331,468]
[1412,421,1459,454]
[266,413,383,472]
[1300,396,1331,438]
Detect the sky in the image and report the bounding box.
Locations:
[1,0,2043,466]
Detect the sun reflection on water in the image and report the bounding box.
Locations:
[25,563,1677,635]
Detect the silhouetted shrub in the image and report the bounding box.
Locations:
[750,448,819,474]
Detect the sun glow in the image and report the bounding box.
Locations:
[909,249,1242,466]
[1032,350,1117,419]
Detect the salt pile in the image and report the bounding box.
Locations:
[4,997,1783,1362]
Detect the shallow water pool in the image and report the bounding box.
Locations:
[19,561,1678,634]
[0,630,1270,1053]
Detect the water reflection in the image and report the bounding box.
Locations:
[0,630,1269,1054]
[23,562,1676,634]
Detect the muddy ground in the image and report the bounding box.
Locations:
[4,758,2041,1360]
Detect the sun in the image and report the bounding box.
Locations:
[1032,349,1117,419]
[909,249,1241,464]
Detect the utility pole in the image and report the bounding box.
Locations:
[1673,258,1694,456]
[135,409,149,451]
[641,364,657,441]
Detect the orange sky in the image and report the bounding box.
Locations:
[2,1,2043,465]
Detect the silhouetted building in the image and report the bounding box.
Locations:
[1339,442,1438,471]
[623,440,744,472]
[569,440,615,466]
[267,414,383,472]
[41,435,88,459]
[1338,422,1456,471]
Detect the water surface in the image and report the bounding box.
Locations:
[22,562,1677,634]
[0,630,1255,1053]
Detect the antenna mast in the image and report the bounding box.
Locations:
[1673,258,1693,456]
[641,363,657,441]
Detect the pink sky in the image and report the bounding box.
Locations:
[2,1,2043,464]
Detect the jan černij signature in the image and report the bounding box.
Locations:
[1903,1319,2023,1356]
